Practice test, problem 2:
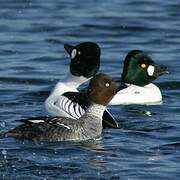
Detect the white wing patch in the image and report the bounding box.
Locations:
[28,120,45,123]
[64,98,71,113]
[75,103,81,117]
[56,122,71,129]
[54,96,85,119]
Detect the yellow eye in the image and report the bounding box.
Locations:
[141,63,146,68]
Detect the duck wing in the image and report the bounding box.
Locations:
[63,92,119,129]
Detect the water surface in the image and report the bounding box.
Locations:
[0,0,180,179]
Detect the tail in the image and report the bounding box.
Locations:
[0,130,22,139]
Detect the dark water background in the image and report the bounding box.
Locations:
[0,0,180,179]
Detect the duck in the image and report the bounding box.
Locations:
[44,42,119,128]
[0,74,126,142]
[109,50,169,105]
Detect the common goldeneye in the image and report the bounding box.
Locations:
[45,42,118,128]
[109,50,169,105]
[1,74,126,142]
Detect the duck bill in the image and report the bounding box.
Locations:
[64,44,75,55]
[153,64,169,78]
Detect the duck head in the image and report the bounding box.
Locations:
[64,42,100,78]
[87,73,127,106]
[121,50,169,86]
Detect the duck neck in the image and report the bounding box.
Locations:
[86,103,106,119]
[62,73,89,89]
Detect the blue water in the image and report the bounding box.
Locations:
[0,0,180,179]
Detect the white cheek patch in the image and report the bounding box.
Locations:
[71,49,77,59]
[147,65,155,76]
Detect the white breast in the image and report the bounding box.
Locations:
[109,83,162,105]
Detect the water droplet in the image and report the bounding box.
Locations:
[2,149,7,159]
[145,111,152,116]
[0,122,6,128]
[2,149,7,155]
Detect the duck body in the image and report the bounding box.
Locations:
[45,41,101,119]
[45,75,118,128]
[1,74,123,142]
[45,42,119,128]
[110,83,162,105]
[110,50,168,105]
[5,104,104,142]
[45,74,86,119]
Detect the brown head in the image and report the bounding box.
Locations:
[87,73,126,106]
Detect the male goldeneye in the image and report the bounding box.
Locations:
[45,42,118,128]
[109,50,169,105]
[0,74,126,142]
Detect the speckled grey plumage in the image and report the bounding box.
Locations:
[5,105,103,142]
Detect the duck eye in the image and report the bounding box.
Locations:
[105,82,110,87]
[141,63,146,68]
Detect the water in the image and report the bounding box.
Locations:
[0,0,180,179]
